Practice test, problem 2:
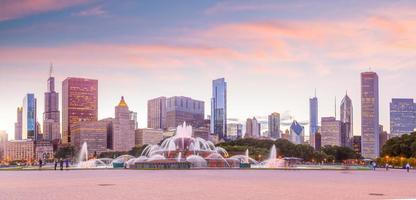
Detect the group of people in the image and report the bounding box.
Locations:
[371,161,412,172]
[37,158,70,170]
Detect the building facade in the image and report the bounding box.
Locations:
[245,117,260,138]
[268,112,280,139]
[0,131,8,160]
[35,141,54,160]
[309,95,318,148]
[62,77,98,144]
[111,97,136,152]
[135,128,164,146]
[14,107,23,140]
[390,98,416,137]
[227,123,243,140]
[166,96,204,129]
[290,120,304,144]
[321,117,342,147]
[43,71,60,142]
[4,140,35,161]
[361,71,380,159]
[71,121,107,156]
[22,94,37,140]
[340,93,353,147]
[352,136,361,155]
[147,97,167,129]
[211,78,227,140]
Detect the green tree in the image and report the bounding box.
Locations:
[55,145,75,159]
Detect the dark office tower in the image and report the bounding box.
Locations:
[166,96,204,129]
[211,78,227,140]
[62,77,98,144]
[14,107,23,140]
[43,66,60,141]
[340,93,353,147]
[268,112,280,139]
[390,98,416,137]
[309,93,318,148]
[361,71,379,159]
[147,97,167,129]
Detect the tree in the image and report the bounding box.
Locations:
[55,145,75,159]
[128,145,148,157]
[321,145,357,162]
[381,132,416,158]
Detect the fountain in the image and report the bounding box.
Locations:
[252,145,286,168]
[76,142,112,168]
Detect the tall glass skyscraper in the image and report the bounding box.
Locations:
[361,71,379,159]
[211,78,227,140]
[62,77,98,144]
[340,93,353,147]
[22,93,37,140]
[390,98,416,137]
[309,94,318,148]
[268,112,280,139]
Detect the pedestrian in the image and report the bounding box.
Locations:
[385,163,389,171]
[65,159,69,169]
[59,158,64,170]
[38,159,43,169]
[372,161,377,171]
[54,159,58,170]
[406,163,411,173]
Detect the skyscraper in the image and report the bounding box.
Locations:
[211,78,227,140]
[14,107,22,140]
[245,117,260,138]
[390,98,416,137]
[111,96,135,151]
[309,94,318,147]
[361,71,379,159]
[290,120,304,144]
[0,130,8,160]
[147,97,167,129]
[43,66,60,141]
[321,117,342,147]
[22,94,37,140]
[268,112,280,139]
[62,77,98,144]
[166,96,204,129]
[340,93,353,147]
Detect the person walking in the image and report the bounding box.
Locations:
[59,158,64,170]
[385,163,389,171]
[372,161,377,171]
[65,159,69,169]
[38,159,43,169]
[54,159,58,170]
[406,163,411,173]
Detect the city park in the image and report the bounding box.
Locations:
[2,122,415,171]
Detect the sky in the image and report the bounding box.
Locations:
[0,0,416,140]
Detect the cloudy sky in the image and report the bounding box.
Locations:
[1,0,415,139]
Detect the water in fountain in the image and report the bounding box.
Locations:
[257,145,286,168]
[76,142,112,168]
[177,152,182,162]
[78,142,89,162]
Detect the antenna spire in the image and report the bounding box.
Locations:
[335,96,337,118]
[314,88,316,97]
[49,62,53,78]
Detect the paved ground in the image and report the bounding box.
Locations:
[0,169,415,200]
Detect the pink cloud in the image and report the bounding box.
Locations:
[0,0,90,21]
[74,5,105,17]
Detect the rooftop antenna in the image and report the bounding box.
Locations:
[49,62,53,78]
[334,96,337,119]
[314,88,317,97]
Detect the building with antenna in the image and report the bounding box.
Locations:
[309,90,318,148]
[340,93,353,147]
[43,64,61,142]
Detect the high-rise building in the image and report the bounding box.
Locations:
[166,96,204,129]
[361,71,380,159]
[379,125,388,151]
[245,117,260,138]
[147,97,167,129]
[340,93,353,147]
[71,121,107,156]
[14,107,22,140]
[227,123,243,140]
[43,67,60,142]
[211,78,227,140]
[0,131,8,160]
[5,140,35,161]
[290,120,304,144]
[321,117,342,147]
[110,96,136,151]
[135,128,164,146]
[22,94,38,140]
[268,112,280,139]
[309,94,318,148]
[62,77,98,144]
[390,98,416,137]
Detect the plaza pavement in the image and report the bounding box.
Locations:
[0,168,415,200]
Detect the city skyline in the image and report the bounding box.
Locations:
[1,0,416,139]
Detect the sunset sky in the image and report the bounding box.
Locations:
[1,0,416,139]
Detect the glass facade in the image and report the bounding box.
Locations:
[361,72,379,159]
[309,96,318,147]
[62,78,98,144]
[390,98,416,137]
[211,78,227,140]
[22,94,37,140]
[268,112,280,139]
[340,94,353,147]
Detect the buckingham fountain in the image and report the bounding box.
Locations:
[76,122,288,169]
